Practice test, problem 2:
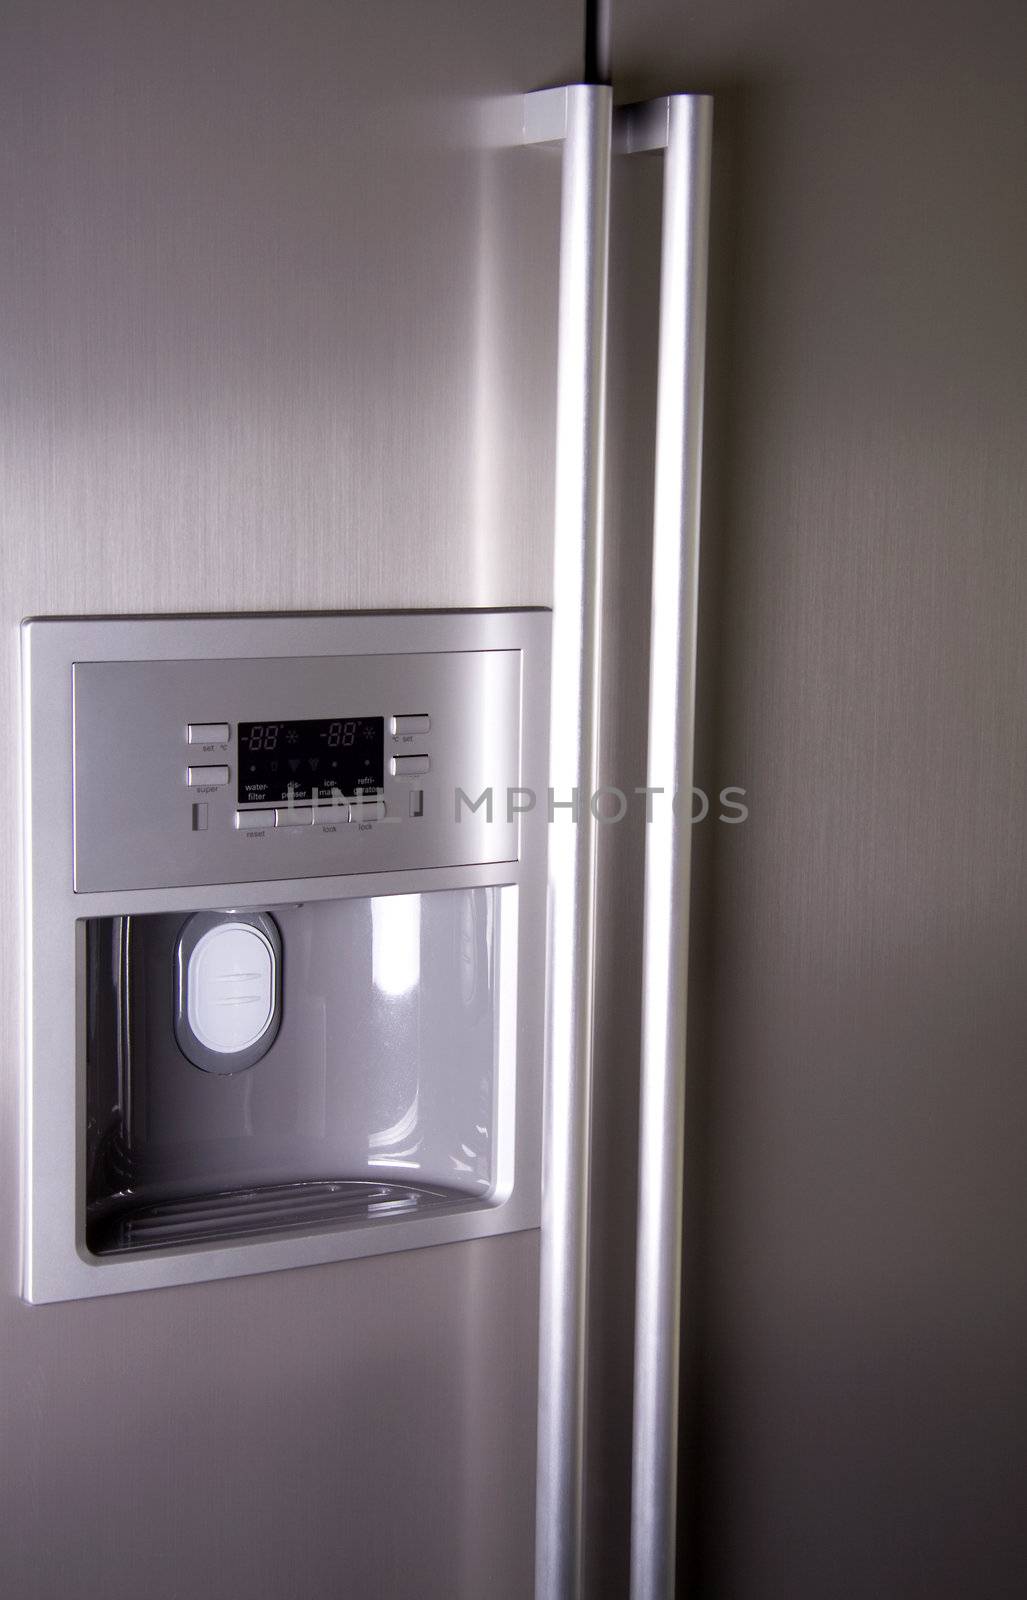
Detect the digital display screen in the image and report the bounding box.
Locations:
[238,718,384,805]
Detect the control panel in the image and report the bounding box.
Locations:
[71,649,522,892]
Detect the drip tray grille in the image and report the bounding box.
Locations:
[88,1179,469,1255]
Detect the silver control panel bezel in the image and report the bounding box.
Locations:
[71,646,522,892]
[20,610,550,1303]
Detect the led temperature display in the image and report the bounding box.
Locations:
[237,718,384,805]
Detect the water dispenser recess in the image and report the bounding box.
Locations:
[20,611,549,1302]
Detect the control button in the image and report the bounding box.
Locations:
[349,798,386,821]
[314,802,348,827]
[192,802,209,832]
[234,809,275,830]
[409,789,424,818]
[188,765,229,787]
[276,806,314,827]
[391,754,430,777]
[392,714,430,736]
[188,723,230,745]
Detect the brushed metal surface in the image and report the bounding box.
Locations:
[524,83,612,1600]
[0,0,580,1591]
[624,94,712,1600]
[601,5,1027,1598]
[66,638,524,892]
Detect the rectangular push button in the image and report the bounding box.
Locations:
[188,723,230,745]
[276,806,314,827]
[391,754,430,776]
[349,798,386,821]
[235,809,275,830]
[392,714,430,736]
[313,802,349,826]
[188,765,229,787]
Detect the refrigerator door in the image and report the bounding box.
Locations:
[0,3,579,1596]
[598,6,1027,1600]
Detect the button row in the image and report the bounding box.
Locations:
[234,801,387,830]
[198,760,429,787]
[190,718,431,743]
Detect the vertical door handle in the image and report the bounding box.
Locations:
[619,93,713,1600]
[523,83,613,1600]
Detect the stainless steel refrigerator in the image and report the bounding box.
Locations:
[1,2,1023,1597]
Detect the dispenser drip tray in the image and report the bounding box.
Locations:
[88,1178,468,1255]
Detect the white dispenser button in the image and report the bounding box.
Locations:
[188,765,229,787]
[234,809,276,830]
[188,723,230,745]
[391,754,430,776]
[186,923,276,1056]
[392,714,430,736]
